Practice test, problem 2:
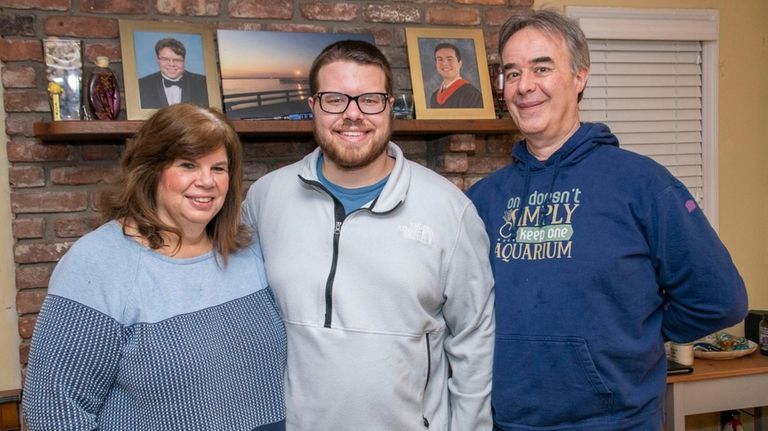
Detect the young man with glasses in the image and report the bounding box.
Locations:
[138,38,209,109]
[242,39,495,431]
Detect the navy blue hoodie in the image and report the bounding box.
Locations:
[467,122,747,430]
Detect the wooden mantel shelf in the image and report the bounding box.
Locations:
[33,118,518,142]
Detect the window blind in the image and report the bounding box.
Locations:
[579,39,705,206]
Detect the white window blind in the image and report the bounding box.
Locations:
[567,7,719,227]
[579,39,705,205]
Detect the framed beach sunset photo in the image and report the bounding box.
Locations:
[216,30,374,120]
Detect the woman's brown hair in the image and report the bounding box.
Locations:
[101,103,250,264]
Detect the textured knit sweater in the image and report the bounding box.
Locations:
[23,221,287,431]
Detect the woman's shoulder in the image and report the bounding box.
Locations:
[48,221,140,311]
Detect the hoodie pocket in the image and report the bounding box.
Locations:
[493,334,613,427]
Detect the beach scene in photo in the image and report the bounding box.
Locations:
[217,30,374,120]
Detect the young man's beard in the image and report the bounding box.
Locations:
[314,118,392,170]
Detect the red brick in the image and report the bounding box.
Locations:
[395,140,427,155]
[264,23,327,33]
[382,46,407,68]
[83,42,121,64]
[485,8,523,26]
[14,217,45,239]
[9,166,45,188]
[51,165,120,185]
[53,215,101,238]
[392,70,411,92]
[15,264,54,289]
[444,175,465,190]
[448,134,477,152]
[484,134,517,154]
[243,163,269,182]
[2,64,36,88]
[486,28,503,53]
[14,241,74,264]
[244,141,311,158]
[467,156,510,175]
[44,16,119,38]
[7,137,73,162]
[11,191,88,213]
[18,315,37,339]
[3,89,48,113]
[81,144,123,161]
[437,153,468,173]
[228,0,293,19]
[426,6,481,26]
[91,189,111,213]
[217,22,263,31]
[0,38,43,62]
[301,2,359,21]
[340,27,393,46]
[464,175,485,190]
[364,5,421,24]
[16,288,48,314]
[80,0,149,14]
[4,113,44,137]
[19,342,29,365]
[0,0,70,10]
[454,0,505,4]
[155,0,220,16]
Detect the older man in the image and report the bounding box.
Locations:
[243,40,494,431]
[467,9,747,430]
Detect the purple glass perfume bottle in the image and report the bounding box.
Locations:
[88,56,120,120]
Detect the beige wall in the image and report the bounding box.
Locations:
[0,67,22,390]
[535,0,768,314]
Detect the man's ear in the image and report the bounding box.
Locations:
[574,68,589,94]
[308,96,316,111]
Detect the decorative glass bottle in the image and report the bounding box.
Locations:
[87,56,120,120]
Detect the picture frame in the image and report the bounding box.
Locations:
[119,20,222,120]
[216,30,374,120]
[405,27,495,120]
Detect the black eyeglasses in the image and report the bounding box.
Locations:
[314,92,390,115]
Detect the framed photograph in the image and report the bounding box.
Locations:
[405,28,495,120]
[119,20,222,120]
[216,30,374,120]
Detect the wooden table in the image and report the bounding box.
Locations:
[665,352,768,430]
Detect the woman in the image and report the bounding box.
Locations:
[23,104,286,430]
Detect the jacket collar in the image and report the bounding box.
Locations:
[298,142,410,213]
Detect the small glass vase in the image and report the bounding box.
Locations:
[87,56,121,120]
[44,38,83,120]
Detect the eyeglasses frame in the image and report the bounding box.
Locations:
[313,92,392,115]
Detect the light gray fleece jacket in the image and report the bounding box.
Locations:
[242,142,494,431]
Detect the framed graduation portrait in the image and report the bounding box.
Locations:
[405,27,495,120]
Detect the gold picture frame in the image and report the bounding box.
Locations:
[119,20,222,120]
[405,27,495,120]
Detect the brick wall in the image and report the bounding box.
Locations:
[1,0,528,372]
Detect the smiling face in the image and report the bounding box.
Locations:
[155,147,229,236]
[156,46,185,80]
[308,60,393,183]
[501,27,588,160]
[435,47,462,84]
